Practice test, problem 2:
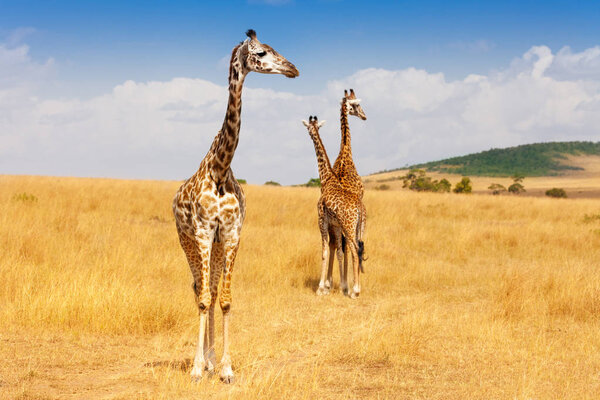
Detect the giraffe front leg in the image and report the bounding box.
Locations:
[204,242,225,374]
[219,238,239,384]
[185,233,214,381]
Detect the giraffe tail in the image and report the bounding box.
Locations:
[358,240,365,273]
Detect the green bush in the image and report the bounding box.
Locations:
[236,179,247,184]
[264,181,281,186]
[436,178,452,193]
[545,188,567,198]
[453,177,472,194]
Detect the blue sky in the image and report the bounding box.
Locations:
[3,0,599,96]
[1,0,600,183]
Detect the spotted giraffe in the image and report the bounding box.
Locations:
[317,91,368,295]
[172,29,298,383]
[302,116,365,299]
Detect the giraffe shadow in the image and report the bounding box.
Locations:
[144,358,193,372]
[303,276,321,291]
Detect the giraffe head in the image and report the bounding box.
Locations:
[302,115,326,134]
[240,29,299,78]
[343,89,367,120]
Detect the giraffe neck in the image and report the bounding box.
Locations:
[339,100,352,157]
[309,127,335,185]
[208,44,247,183]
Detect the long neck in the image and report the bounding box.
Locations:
[309,128,335,185]
[339,100,352,158]
[209,46,247,182]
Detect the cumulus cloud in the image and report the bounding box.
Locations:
[2,40,600,184]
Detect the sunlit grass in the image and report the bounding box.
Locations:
[1,174,600,398]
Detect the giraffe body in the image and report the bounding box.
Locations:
[172,30,298,383]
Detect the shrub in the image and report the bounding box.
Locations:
[236,179,247,184]
[488,183,507,195]
[264,181,281,186]
[401,169,451,193]
[545,188,567,198]
[453,177,472,194]
[12,193,38,203]
[436,178,452,193]
[375,184,390,191]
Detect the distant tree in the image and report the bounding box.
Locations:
[236,178,247,184]
[508,175,526,195]
[545,188,567,198]
[264,181,281,186]
[401,169,425,189]
[304,178,321,187]
[488,183,507,195]
[453,177,472,194]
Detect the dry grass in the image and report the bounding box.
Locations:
[1,174,600,399]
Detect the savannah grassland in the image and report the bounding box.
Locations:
[1,173,600,399]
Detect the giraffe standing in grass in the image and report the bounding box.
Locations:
[303,116,365,299]
[317,90,367,295]
[172,29,298,383]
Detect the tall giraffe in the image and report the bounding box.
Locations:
[333,88,367,197]
[317,92,367,295]
[172,30,298,383]
[302,116,365,299]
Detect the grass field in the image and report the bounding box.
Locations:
[1,174,600,399]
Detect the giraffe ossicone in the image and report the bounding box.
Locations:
[172,29,298,384]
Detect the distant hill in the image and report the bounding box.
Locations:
[407,141,600,177]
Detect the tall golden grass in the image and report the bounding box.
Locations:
[1,174,600,399]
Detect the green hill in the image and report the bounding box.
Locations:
[409,141,600,177]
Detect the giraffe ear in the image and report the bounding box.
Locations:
[317,120,326,128]
[302,120,309,127]
[348,98,361,105]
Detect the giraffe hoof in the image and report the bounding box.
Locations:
[316,287,330,296]
[220,365,235,384]
[350,291,360,300]
[190,364,205,382]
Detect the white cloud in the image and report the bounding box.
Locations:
[2,40,600,184]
